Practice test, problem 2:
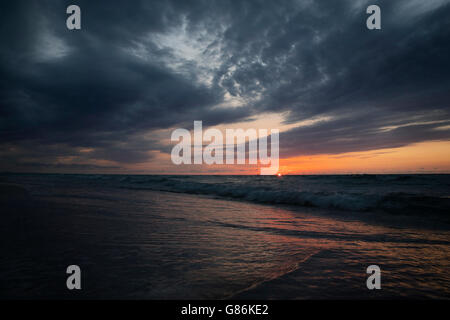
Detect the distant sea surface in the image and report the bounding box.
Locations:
[1,173,449,299]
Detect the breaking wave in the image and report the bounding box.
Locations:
[116,175,450,216]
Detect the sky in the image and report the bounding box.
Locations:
[1,0,450,174]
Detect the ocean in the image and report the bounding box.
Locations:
[1,173,449,299]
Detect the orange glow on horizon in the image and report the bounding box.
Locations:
[279,140,450,175]
[113,140,450,175]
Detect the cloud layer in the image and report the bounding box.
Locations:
[1,0,449,171]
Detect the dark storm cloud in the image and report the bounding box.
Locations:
[280,112,450,157]
[0,1,232,136]
[1,0,449,170]
[0,0,251,168]
[211,0,450,156]
[15,162,121,171]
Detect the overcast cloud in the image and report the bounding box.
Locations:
[1,0,449,171]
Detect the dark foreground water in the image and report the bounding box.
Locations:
[0,173,449,299]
